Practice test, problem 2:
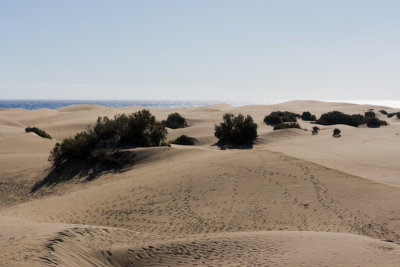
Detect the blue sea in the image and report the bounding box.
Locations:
[0,100,223,110]
[0,99,399,110]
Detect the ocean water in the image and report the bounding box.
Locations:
[0,100,221,110]
[0,99,399,110]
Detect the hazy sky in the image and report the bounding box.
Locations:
[1,0,399,102]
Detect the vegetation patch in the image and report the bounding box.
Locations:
[163,112,188,129]
[386,112,400,118]
[301,111,316,121]
[312,126,320,135]
[379,110,388,115]
[215,113,257,148]
[333,128,341,138]
[25,126,52,139]
[366,117,388,128]
[264,111,300,125]
[316,110,388,128]
[364,110,375,118]
[172,135,197,146]
[273,122,301,130]
[316,111,364,127]
[48,109,167,168]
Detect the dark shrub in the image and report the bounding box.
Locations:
[172,135,197,146]
[273,122,301,130]
[215,113,258,147]
[397,112,400,119]
[25,127,52,139]
[379,110,388,115]
[364,110,375,118]
[163,112,187,129]
[316,111,365,127]
[312,126,320,135]
[49,109,167,168]
[333,128,341,138]
[366,117,388,128]
[301,111,317,121]
[264,111,299,125]
[387,113,396,118]
[264,113,282,125]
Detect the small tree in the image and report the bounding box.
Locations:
[333,128,341,138]
[215,113,257,147]
[312,126,320,135]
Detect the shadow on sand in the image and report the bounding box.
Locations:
[31,151,136,192]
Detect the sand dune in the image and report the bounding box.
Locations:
[1,100,400,266]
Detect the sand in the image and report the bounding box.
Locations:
[0,100,400,266]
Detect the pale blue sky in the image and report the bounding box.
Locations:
[1,0,399,101]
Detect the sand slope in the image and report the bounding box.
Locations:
[1,101,400,266]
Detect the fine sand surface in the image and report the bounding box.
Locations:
[0,100,400,266]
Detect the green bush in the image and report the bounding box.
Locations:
[379,110,388,115]
[397,112,400,119]
[316,111,365,127]
[366,117,388,128]
[263,113,282,125]
[364,110,375,118]
[333,128,341,138]
[264,111,299,125]
[387,113,396,118]
[273,122,301,130]
[215,113,258,147]
[301,111,317,121]
[163,112,188,129]
[172,135,197,146]
[312,126,320,135]
[49,109,167,168]
[25,127,52,139]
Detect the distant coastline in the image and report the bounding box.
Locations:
[0,99,399,110]
[0,100,221,110]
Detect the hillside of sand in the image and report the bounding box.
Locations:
[1,100,400,266]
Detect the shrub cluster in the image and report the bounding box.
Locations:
[163,113,187,129]
[385,112,400,118]
[316,111,364,127]
[49,109,167,167]
[364,110,375,118]
[215,113,257,147]
[172,135,197,146]
[366,117,388,128]
[316,110,388,128]
[264,111,300,125]
[379,110,388,115]
[301,111,316,121]
[25,127,52,139]
[273,122,301,130]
